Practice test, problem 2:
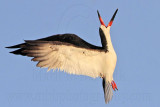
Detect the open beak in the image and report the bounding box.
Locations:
[97,10,106,26]
[97,9,118,27]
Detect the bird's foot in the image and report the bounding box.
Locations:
[111,80,118,91]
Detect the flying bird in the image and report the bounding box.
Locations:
[6,9,118,103]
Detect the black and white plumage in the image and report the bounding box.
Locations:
[6,9,118,104]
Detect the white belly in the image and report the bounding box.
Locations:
[102,50,117,81]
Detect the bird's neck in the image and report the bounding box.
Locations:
[104,27,115,52]
[106,33,115,52]
[100,25,115,52]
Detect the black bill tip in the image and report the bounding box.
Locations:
[107,8,118,27]
[97,10,100,18]
[110,8,118,22]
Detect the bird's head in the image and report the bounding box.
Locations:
[97,9,118,31]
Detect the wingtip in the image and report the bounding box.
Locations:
[9,51,14,54]
[9,51,19,55]
[5,46,10,48]
[5,43,25,49]
[5,46,16,48]
[9,50,18,54]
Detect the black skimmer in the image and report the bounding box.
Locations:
[6,9,118,104]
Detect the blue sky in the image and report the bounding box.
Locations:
[1,0,160,107]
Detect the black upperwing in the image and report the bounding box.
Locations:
[6,31,108,56]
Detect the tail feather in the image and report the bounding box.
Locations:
[102,78,113,104]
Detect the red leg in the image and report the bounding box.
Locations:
[111,80,118,91]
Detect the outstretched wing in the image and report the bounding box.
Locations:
[7,34,106,78]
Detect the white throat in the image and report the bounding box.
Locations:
[100,25,115,52]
